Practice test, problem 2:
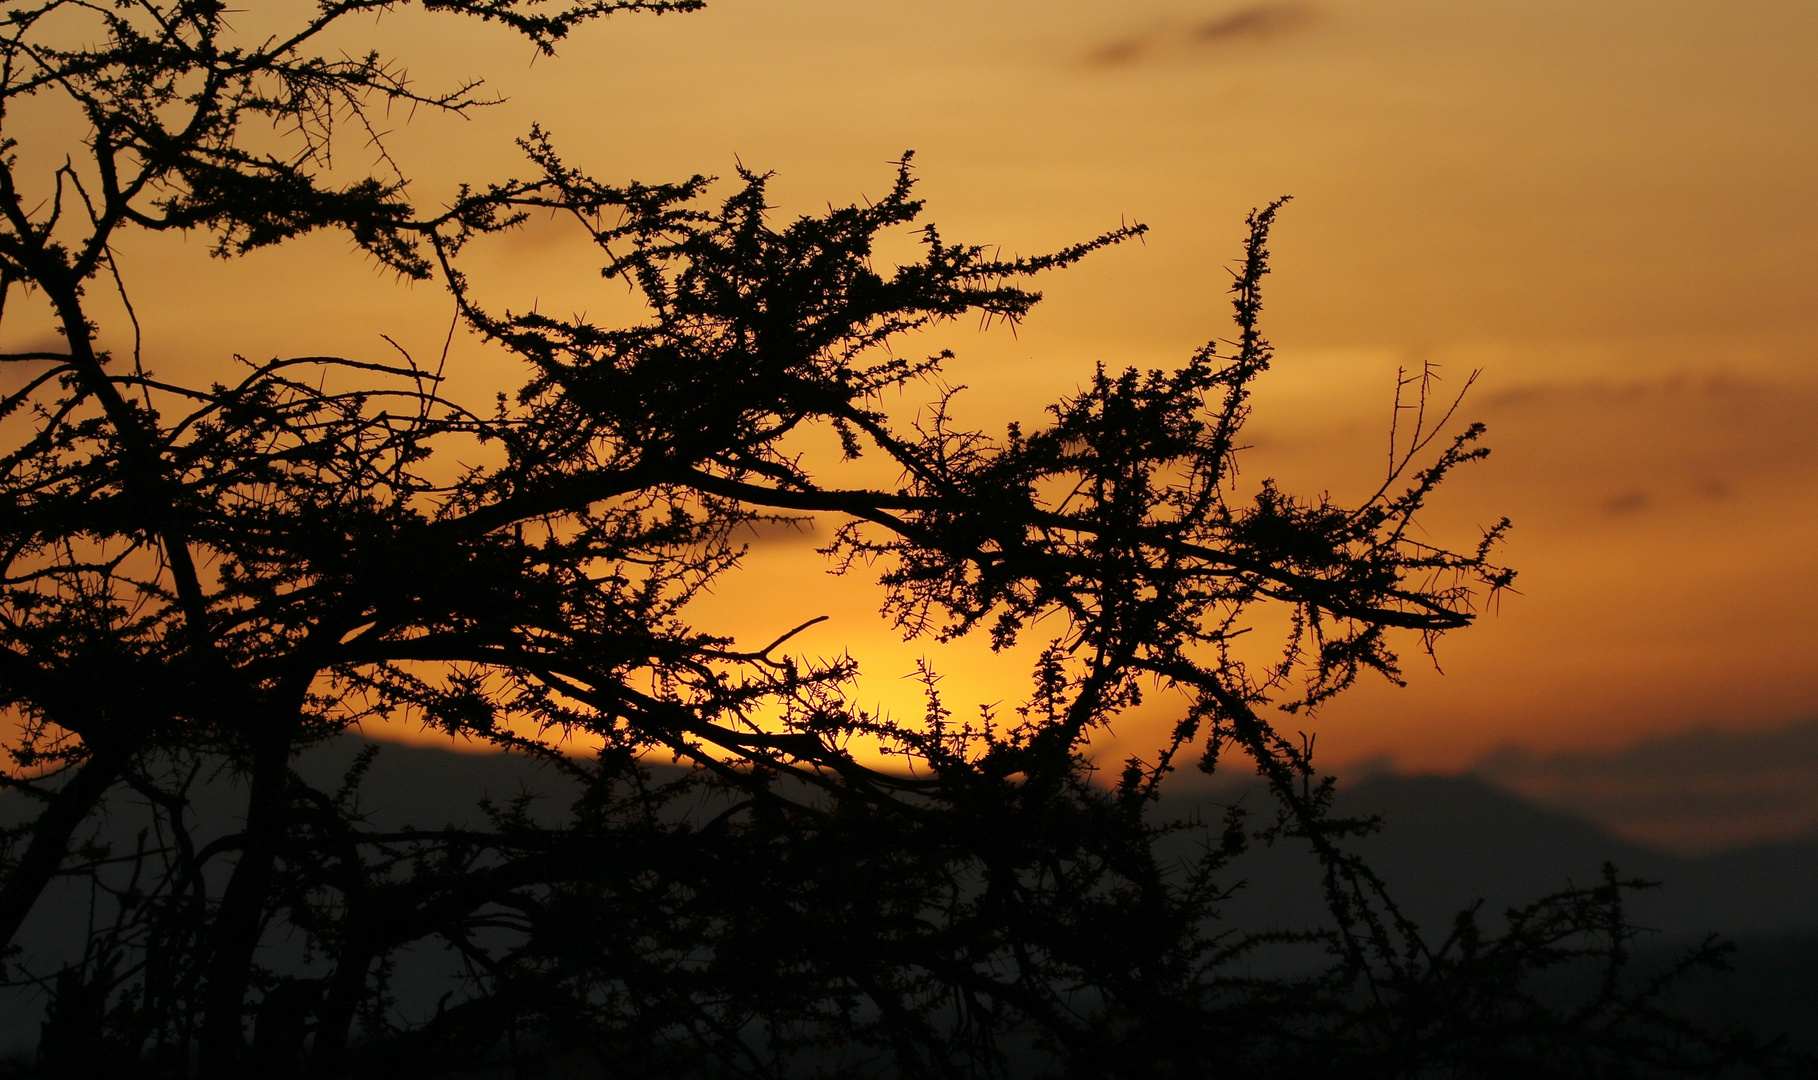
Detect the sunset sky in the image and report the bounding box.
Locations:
[34,1,1818,799]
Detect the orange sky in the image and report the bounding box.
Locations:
[15,0,1817,773]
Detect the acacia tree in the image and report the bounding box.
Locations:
[0,2,1783,1077]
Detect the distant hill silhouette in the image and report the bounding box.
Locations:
[4,737,1813,1056]
[1336,772,1818,938]
[1476,717,1818,854]
[1169,768,1818,1051]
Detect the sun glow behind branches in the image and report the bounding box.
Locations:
[4,0,1813,777]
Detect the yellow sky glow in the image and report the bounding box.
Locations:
[10,0,1814,773]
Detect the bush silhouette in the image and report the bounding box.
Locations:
[0,2,1793,1076]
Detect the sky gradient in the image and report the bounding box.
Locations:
[15,1,1815,809]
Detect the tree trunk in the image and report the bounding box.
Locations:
[0,748,124,951]
[196,728,295,1080]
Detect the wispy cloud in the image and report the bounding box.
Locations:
[1196,3,1321,42]
[1087,4,1320,68]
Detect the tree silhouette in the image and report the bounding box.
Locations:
[0,2,1792,1077]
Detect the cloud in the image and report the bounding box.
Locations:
[1195,3,1320,43]
[1474,719,1818,854]
[1459,373,1818,530]
[1602,489,1650,515]
[1086,4,1319,68]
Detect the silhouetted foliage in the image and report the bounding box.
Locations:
[0,2,1798,1077]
